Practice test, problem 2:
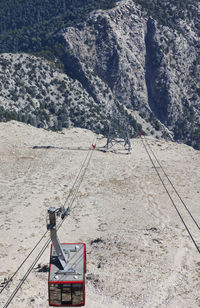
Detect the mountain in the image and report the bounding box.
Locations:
[0,0,199,148]
[0,53,114,133]
[0,0,116,53]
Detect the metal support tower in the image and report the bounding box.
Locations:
[47,207,69,271]
[106,104,131,153]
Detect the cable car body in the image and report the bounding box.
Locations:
[47,207,86,307]
[48,243,86,306]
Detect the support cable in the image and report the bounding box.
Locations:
[140,136,200,254]
[0,230,48,294]
[58,139,96,230]
[1,142,95,294]
[62,142,94,209]
[144,136,200,231]
[0,147,63,293]
[2,238,51,308]
[2,139,96,308]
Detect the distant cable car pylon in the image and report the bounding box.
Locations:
[105,103,131,154]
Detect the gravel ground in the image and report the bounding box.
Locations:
[0,121,200,308]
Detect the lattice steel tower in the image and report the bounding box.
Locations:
[106,104,131,154]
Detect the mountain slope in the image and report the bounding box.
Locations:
[61,0,200,147]
[0,0,199,148]
[0,0,116,53]
[0,53,115,133]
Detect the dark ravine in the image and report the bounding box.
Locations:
[0,0,199,148]
[145,17,170,123]
[61,0,200,148]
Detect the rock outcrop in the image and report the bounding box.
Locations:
[0,53,114,133]
[0,0,199,147]
[61,0,200,147]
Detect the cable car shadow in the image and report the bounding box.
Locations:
[96,147,131,155]
[34,263,49,272]
[32,145,131,154]
[32,145,91,151]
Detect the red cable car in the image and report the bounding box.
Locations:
[47,208,86,307]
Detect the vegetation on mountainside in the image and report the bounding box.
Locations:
[0,53,141,137]
[133,0,199,37]
[0,0,116,54]
[0,53,112,133]
[0,0,199,148]
[0,0,198,55]
[135,0,200,149]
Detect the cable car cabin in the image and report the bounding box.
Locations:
[48,243,86,307]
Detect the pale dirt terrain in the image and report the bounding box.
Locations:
[0,121,200,308]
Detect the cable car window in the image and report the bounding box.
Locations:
[72,284,83,305]
[50,284,61,305]
[50,283,83,306]
[61,284,72,304]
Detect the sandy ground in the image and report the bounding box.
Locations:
[0,121,200,308]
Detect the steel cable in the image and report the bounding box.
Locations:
[2,139,96,307]
[58,140,96,229]
[62,142,95,209]
[2,237,51,308]
[1,142,95,295]
[0,230,48,294]
[0,146,58,293]
[140,136,200,254]
[144,136,200,231]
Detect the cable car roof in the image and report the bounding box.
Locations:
[49,243,85,283]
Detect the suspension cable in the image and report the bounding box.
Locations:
[62,141,94,209]
[144,136,200,231]
[1,141,96,294]
[2,139,96,307]
[140,135,200,254]
[2,237,51,308]
[58,139,96,229]
[0,147,61,293]
[0,230,48,294]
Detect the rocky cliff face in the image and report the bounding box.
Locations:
[61,0,200,147]
[0,53,115,133]
[0,0,199,148]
